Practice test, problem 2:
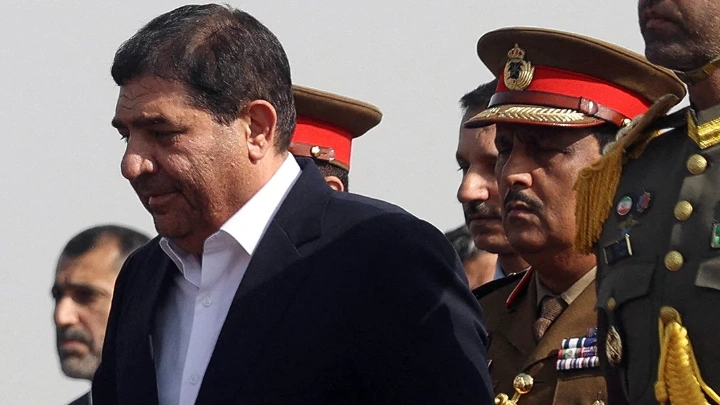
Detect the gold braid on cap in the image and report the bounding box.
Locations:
[574,94,680,254]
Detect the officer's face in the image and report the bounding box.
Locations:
[52,242,120,380]
[639,0,720,71]
[494,124,601,256]
[457,108,513,255]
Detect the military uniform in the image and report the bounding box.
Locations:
[477,270,607,405]
[463,26,686,405]
[594,104,720,404]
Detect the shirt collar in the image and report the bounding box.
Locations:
[535,266,596,308]
[160,154,301,273]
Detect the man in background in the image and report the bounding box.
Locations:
[289,85,382,191]
[456,79,528,281]
[444,224,498,289]
[52,225,149,405]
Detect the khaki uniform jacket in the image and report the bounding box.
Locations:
[595,110,720,404]
[477,271,607,405]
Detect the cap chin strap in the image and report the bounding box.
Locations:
[673,55,720,85]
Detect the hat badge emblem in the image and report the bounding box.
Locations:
[504,43,534,91]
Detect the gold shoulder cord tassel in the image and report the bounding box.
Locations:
[573,94,680,254]
[655,307,720,404]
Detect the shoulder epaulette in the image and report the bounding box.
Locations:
[472,270,527,301]
[574,94,683,254]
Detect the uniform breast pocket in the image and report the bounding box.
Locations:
[597,260,656,311]
[696,255,720,291]
[553,370,606,405]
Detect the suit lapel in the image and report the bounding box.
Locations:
[522,280,597,370]
[494,274,538,359]
[117,245,173,405]
[196,157,331,404]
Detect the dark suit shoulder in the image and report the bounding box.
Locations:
[473,271,525,301]
[477,274,524,329]
[67,391,90,405]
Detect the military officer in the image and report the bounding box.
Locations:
[289,85,382,192]
[466,27,685,405]
[576,1,720,403]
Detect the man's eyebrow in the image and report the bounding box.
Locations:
[111,115,173,129]
[51,282,111,298]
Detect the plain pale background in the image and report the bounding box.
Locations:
[0,0,647,402]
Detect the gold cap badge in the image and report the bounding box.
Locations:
[503,43,534,91]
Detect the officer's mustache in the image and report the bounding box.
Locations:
[503,189,543,212]
[464,201,503,222]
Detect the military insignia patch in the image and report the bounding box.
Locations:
[503,44,534,91]
[603,234,633,265]
[635,191,652,214]
[616,196,633,216]
[556,329,600,371]
[606,325,623,366]
[712,223,720,248]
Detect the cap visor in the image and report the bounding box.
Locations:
[464,104,605,128]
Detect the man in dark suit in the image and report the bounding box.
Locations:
[464,27,685,404]
[52,225,149,405]
[92,4,493,405]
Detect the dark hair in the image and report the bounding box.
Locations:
[593,123,620,153]
[111,4,295,150]
[459,79,498,112]
[61,225,150,265]
[444,225,479,262]
[316,161,349,191]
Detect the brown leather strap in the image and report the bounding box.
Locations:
[673,55,720,85]
[489,91,629,127]
[288,142,348,170]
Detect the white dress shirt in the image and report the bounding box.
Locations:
[153,155,300,405]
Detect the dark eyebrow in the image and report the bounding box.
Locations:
[51,282,111,299]
[111,115,173,130]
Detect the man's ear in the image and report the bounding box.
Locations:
[244,100,278,161]
[324,175,345,192]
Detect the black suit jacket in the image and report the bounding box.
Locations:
[68,392,90,405]
[92,158,493,404]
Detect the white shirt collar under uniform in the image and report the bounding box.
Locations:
[154,154,300,405]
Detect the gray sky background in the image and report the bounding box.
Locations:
[0,0,646,402]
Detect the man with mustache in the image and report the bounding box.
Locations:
[584,1,720,403]
[52,225,148,405]
[92,4,494,405]
[457,78,529,288]
[289,85,382,192]
[466,27,685,405]
[444,224,499,289]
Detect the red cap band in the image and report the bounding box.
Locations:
[496,66,652,119]
[292,117,353,168]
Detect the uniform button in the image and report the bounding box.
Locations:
[190,374,200,384]
[202,297,212,307]
[664,250,684,271]
[592,401,606,405]
[512,373,534,394]
[607,297,617,311]
[687,154,708,175]
[674,200,693,221]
